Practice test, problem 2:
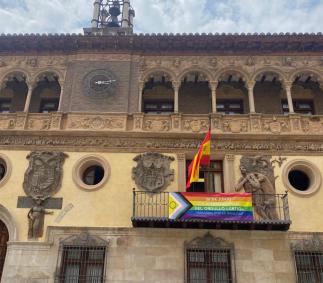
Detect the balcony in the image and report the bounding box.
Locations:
[131,191,291,231]
[0,112,321,136]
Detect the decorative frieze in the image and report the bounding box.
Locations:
[1,112,323,135]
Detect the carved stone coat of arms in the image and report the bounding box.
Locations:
[132,152,175,192]
[23,152,67,200]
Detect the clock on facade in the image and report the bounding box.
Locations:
[83,69,118,98]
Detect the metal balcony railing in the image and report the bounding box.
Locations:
[132,191,291,231]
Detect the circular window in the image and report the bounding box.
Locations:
[73,155,110,191]
[0,154,11,187]
[283,160,321,195]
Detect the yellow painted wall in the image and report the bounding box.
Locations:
[0,150,323,241]
[0,151,178,241]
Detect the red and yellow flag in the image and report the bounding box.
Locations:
[186,129,211,189]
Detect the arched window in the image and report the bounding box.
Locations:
[0,221,9,280]
[29,72,61,113]
[0,72,28,113]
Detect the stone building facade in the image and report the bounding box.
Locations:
[0,1,322,282]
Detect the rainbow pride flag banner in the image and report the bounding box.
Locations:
[169,192,253,221]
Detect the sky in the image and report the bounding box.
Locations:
[0,0,322,34]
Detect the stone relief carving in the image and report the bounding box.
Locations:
[132,152,174,192]
[262,118,290,133]
[23,151,67,239]
[23,151,67,200]
[1,135,323,153]
[235,155,278,220]
[68,116,125,130]
[291,234,323,251]
[27,117,51,130]
[185,232,233,249]
[143,119,170,131]
[25,57,38,67]
[61,232,109,246]
[183,119,209,132]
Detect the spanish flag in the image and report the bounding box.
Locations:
[186,129,211,189]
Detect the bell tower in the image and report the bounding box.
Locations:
[84,0,135,35]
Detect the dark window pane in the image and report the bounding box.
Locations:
[186,160,223,193]
[39,99,59,113]
[216,100,243,114]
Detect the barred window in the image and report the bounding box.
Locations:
[294,251,323,283]
[187,249,232,283]
[185,233,235,283]
[55,233,108,283]
[58,246,106,283]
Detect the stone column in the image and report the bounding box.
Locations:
[138,82,143,112]
[223,154,235,192]
[57,80,64,111]
[247,81,256,113]
[121,0,130,28]
[177,153,186,192]
[173,81,180,113]
[23,81,34,112]
[284,81,294,113]
[91,0,101,28]
[211,81,218,113]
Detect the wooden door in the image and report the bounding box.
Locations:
[0,221,8,280]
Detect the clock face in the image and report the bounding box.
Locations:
[83,69,118,98]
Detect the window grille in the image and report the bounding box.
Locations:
[294,251,323,283]
[55,233,108,283]
[187,249,232,283]
[185,233,236,283]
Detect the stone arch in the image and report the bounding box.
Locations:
[178,67,213,83]
[251,67,287,84]
[0,205,18,241]
[0,69,30,88]
[32,68,63,85]
[288,68,323,115]
[288,68,323,84]
[141,68,175,113]
[28,70,62,113]
[215,67,249,83]
[178,68,213,114]
[252,68,286,114]
[142,68,176,83]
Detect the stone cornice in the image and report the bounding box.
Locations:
[1,34,323,55]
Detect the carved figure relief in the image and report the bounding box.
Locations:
[235,155,278,220]
[28,198,53,239]
[23,151,67,239]
[132,152,174,192]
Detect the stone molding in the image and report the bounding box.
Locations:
[291,234,323,251]
[282,159,322,196]
[72,155,111,191]
[0,153,12,188]
[0,204,18,241]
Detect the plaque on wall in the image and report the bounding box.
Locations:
[83,69,118,98]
